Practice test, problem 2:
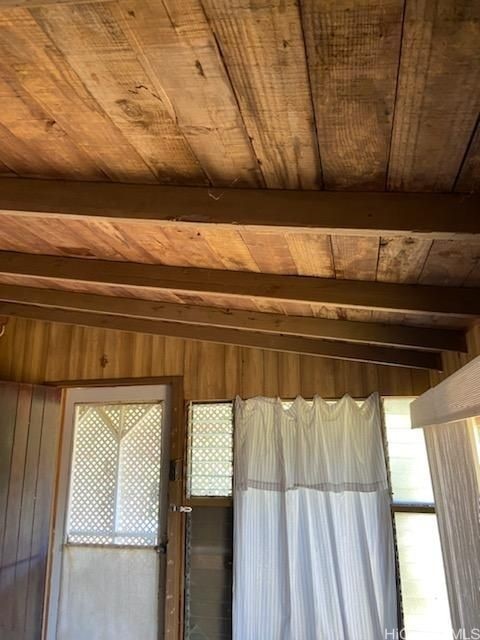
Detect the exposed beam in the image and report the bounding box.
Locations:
[0,178,479,239]
[0,251,479,317]
[0,283,467,352]
[0,302,442,370]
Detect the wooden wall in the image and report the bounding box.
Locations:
[0,382,61,640]
[0,317,429,399]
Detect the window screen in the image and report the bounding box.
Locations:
[67,402,163,546]
[384,397,434,504]
[187,402,233,497]
[384,398,451,639]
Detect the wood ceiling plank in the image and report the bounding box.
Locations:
[0,8,156,182]
[332,236,380,280]
[200,227,260,272]
[1,178,480,239]
[0,159,14,176]
[157,225,228,270]
[419,239,480,286]
[301,0,403,190]
[0,250,479,316]
[285,233,334,278]
[0,301,442,370]
[201,0,322,189]
[463,262,480,287]
[388,0,480,191]
[456,119,480,192]
[0,75,105,180]
[238,229,298,274]
[377,236,432,283]
[0,282,465,351]
[116,0,262,187]
[31,2,206,186]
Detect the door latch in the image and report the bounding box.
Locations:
[169,504,192,513]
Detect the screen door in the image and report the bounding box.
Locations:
[47,385,171,640]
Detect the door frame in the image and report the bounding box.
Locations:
[43,377,186,640]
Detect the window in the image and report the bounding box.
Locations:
[187,402,233,497]
[186,397,452,638]
[384,398,451,639]
[67,402,164,546]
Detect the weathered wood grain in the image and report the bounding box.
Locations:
[377,237,432,283]
[117,0,262,187]
[31,2,206,185]
[0,78,103,181]
[202,0,321,188]
[302,0,403,189]
[419,240,480,286]
[388,0,480,191]
[0,8,155,182]
[331,236,380,280]
[456,118,480,193]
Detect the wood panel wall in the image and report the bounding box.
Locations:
[0,317,429,399]
[0,381,61,640]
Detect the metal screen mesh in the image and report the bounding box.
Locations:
[67,402,163,546]
[187,403,233,497]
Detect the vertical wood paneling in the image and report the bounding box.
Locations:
[0,382,18,569]
[277,352,301,399]
[25,387,61,638]
[224,345,242,400]
[0,317,429,399]
[12,386,45,634]
[0,381,61,640]
[240,347,264,399]
[0,385,32,631]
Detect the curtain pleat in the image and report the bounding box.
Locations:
[233,394,398,640]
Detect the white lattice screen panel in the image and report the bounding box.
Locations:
[187,403,233,497]
[67,403,163,546]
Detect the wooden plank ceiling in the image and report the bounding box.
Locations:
[0,0,479,368]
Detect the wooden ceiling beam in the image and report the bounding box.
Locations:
[0,302,442,370]
[0,283,466,352]
[0,251,478,317]
[0,178,479,239]
[0,283,467,351]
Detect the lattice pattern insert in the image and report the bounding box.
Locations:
[67,403,163,546]
[187,403,233,497]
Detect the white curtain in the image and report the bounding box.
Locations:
[233,394,398,640]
